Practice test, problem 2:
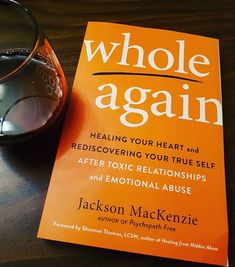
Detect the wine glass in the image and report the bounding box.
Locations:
[0,0,68,144]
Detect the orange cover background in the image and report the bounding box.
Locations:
[38,22,228,266]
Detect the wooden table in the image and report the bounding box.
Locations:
[0,1,234,266]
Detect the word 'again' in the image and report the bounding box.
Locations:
[95,83,222,127]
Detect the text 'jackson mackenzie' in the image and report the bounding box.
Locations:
[77,197,198,226]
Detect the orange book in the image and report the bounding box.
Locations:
[38,22,228,266]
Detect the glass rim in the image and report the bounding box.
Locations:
[0,0,39,83]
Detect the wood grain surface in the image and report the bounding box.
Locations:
[0,1,234,267]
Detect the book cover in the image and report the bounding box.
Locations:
[38,22,228,266]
